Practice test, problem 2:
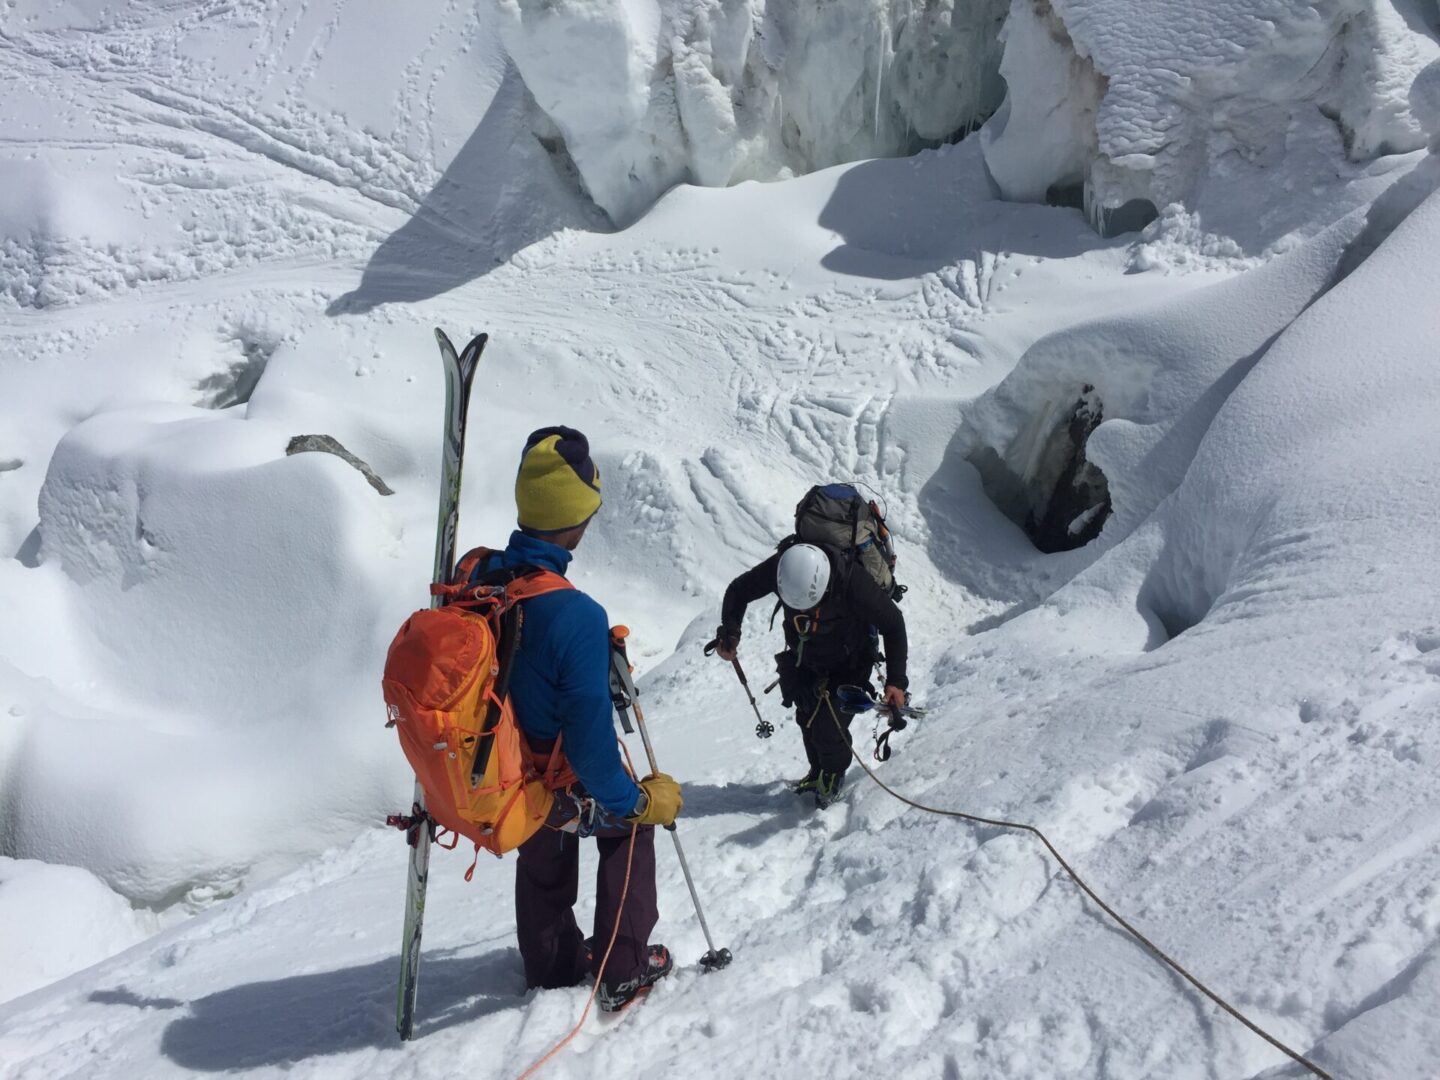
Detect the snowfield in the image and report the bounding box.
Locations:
[2,0,1440,1078]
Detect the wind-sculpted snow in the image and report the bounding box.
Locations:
[1136,188,1440,654]
[0,857,159,1002]
[5,405,411,902]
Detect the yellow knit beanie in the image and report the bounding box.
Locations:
[515,426,602,533]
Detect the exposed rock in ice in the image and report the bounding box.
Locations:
[285,435,394,497]
[955,202,1369,571]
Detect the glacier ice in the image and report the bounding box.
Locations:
[499,0,1008,226]
[501,0,1440,237]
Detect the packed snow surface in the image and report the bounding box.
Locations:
[3,0,1440,1078]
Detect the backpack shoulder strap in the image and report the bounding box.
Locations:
[505,569,574,601]
[433,559,574,606]
[453,545,497,585]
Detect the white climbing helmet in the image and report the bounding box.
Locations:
[776,543,831,610]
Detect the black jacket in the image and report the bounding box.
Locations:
[720,548,908,690]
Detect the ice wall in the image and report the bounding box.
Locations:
[982,0,1440,235]
[502,0,1440,237]
[498,0,1008,226]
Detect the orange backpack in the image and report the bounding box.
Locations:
[382,548,576,860]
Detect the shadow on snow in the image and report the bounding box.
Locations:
[93,948,524,1071]
[815,148,1104,282]
[327,63,605,316]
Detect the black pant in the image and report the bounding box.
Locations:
[792,678,860,774]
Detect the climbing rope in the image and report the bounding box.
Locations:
[821,694,1334,1080]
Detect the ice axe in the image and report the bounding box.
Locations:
[702,636,775,739]
[609,626,733,973]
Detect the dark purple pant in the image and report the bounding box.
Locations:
[514,793,658,989]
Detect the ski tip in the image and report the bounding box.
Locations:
[434,327,455,353]
[462,332,489,360]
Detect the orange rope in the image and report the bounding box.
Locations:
[515,739,646,1080]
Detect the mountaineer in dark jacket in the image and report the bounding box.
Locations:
[475,426,681,1011]
[715,539,908,806]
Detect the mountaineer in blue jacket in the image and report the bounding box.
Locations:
[473,426,681,1011]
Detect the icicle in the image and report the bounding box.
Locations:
[873,17,889,147]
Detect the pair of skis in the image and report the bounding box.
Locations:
[394,328,486,1041]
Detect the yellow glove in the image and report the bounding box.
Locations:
[626,772,683,827]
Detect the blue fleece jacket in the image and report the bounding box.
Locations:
[475,531,641,817]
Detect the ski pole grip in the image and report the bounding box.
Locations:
[610,625,634,672]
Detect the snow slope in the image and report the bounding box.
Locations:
[3,0,1440,1078]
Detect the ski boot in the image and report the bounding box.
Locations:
[597,944,673,1012]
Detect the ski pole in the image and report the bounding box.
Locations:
[610,628,733,972]
[703,637,775,738]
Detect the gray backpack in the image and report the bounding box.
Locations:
[793,484,903,601]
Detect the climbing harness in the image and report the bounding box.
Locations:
[817,693,1335,1080]
[802,678,832,731]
